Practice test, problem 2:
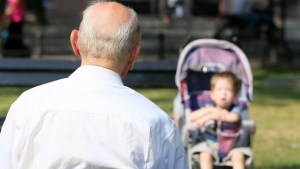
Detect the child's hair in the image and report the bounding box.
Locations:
[210,71,241,95]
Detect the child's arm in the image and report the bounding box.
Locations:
[190,107,241,127]
[211,107,241,123]
[189,106,214,127]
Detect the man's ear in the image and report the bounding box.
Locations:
[120,44,141,78]
[70,30,81,57]
[129,44,141,70]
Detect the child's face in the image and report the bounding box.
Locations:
[210,78,237,109]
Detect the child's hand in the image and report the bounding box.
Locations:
[211,107,228,121]
[190,106,214,127]
[212,107,241,123]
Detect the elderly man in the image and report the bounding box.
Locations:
[0,1,188,168]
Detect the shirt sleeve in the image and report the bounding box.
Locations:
[163,123,189,169]
[0,106,17,169]
[230,105,241,115]
[0,97,28,169]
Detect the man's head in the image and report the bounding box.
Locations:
[70,0,141,78]
[210,71,241,109]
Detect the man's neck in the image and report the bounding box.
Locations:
[81,57,122,76]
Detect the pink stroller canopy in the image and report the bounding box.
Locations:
[175,39,253,100]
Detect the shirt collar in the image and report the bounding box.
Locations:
[69,65,123,86]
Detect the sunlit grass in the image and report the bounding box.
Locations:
[250,87,300,168]
[0,87,29,116]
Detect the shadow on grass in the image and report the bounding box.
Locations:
[254,86,300,101]
[252,68,300,106]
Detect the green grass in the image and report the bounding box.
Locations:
[0,68,300,168]
[0,87,29,116]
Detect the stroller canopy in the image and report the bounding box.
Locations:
[175,39,253,100]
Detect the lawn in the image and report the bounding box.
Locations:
[0,68,300,169]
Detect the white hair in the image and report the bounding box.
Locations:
[77,1,141,66]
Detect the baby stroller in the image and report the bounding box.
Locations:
[173,39,256,169]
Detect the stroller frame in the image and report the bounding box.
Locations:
[173,39,256,169]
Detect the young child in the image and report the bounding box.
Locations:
[190,71,252,169]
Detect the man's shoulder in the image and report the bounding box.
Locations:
[125,88,166,115]
[123,88,175,129]
[26,78,68,93]
[15,78,69,104]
